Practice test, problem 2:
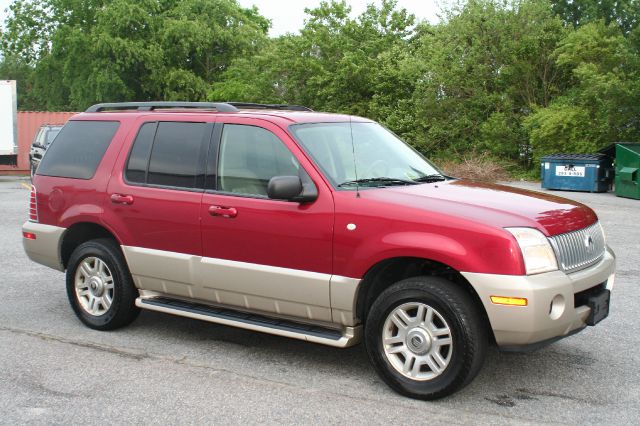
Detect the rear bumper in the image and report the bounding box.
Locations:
[462,247,615,349]
[22,221,66,271]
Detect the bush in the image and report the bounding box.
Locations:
[436,151,511,182]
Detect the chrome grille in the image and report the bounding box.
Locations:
[549,222,605,273]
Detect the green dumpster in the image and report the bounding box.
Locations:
[613,144,640,199]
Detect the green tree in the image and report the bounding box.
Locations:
[1,0,269,110]
[525,21,640,157]
[551,0,639,34]
[3,0,640,177]
[211,0,416,117]
[0,54,38,109]
[405,0,566,164]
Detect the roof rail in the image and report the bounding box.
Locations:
[227,102,313,112]
[85,102,239,113]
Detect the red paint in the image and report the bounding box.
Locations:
[0,111,76,173]
[32,109,601,278]
[201,117,333,275]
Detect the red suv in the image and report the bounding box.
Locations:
[23,102,615,399]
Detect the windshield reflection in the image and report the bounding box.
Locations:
[290,122,444,188]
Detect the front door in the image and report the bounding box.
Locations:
[200,119,334,322]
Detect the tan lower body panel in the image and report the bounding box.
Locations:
[462,248,615,347]
[22,221,66,271]
[122,246,361,327]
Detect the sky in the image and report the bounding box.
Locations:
[0,0,445,36]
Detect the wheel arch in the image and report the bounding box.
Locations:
[355,256,494,343]
[60,222,121,269]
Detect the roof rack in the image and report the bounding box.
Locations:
[85,102,239,113]
[227,102,313,112]
[85,102,313,113]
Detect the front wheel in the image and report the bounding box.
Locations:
[364,276,487,400]
[66,238,140,330]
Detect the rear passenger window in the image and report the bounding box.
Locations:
[37,121,120,179]
[125,121,209,189]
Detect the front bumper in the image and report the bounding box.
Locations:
[461,247,615,350]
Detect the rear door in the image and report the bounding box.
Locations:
[105,117,214,298]
[199,118,335,322]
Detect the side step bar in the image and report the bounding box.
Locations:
[136,297,361,348]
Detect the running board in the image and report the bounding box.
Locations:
[136,297,361,348]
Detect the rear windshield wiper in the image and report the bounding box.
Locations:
[413,174,447,183]
[338,177,418,187]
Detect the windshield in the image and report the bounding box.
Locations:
[290,122,444,188]
[45,128,61,147]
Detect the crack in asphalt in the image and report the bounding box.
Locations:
[485,388,605,408]
[0,326,150,361]
[0,326,551,424]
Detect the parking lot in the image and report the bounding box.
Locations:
[0,176,638,425]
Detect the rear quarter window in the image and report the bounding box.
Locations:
[37,121,120,179]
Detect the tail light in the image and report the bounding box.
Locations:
[29,185,39,222]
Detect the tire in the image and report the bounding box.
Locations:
[364,276,487,400]
[66,238,140,330]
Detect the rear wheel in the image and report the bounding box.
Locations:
[66,238,139,330]
[364,276,487,400]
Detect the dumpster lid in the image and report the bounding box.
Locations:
[599,143,640,157]
[541,153,608,161]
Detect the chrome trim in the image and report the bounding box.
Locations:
[136,296,361,348]
[549,222,605,273]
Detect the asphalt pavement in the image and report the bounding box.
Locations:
[0,176,638,425]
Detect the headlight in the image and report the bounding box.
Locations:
[599,222,606,245]
[506,227,558,275]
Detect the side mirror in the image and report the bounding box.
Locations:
[267,175,317,202]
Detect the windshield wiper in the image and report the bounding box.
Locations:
[413,174,447,183]
[338,177,418,187]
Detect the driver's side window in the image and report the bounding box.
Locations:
[217,124,299,197]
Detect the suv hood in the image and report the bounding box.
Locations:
[369,180,597,236]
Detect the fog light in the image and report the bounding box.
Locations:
[23,232,36,240]
[490,296,528,306]
[549,294,565,320]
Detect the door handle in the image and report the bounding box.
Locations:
[110,194,134,205]
[208,205,238,218]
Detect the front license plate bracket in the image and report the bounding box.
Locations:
[586,289,610,326]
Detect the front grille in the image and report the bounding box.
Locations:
[549,222,605,273]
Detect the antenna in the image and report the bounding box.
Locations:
[349,116,360,197]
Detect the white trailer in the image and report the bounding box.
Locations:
[0,80,18,165]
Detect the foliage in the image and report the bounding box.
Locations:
[551,0,640,35]
[0,0,270,110]
[404,0,567,165]
[2,0,639,177]
[212,0,416,118]
[436,150,511,182]
[525,21,640,160]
